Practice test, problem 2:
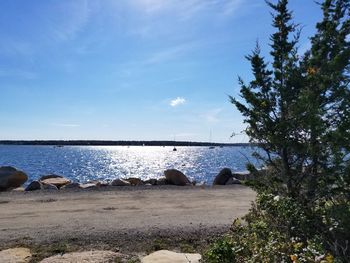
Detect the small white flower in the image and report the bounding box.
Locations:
[273,195,280,201]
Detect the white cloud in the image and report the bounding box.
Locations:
[170,97,186,107]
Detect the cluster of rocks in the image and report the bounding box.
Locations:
[0,247,202,263]
[0,166,246,192]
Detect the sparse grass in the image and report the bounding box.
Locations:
[29,241,78,262]
[179,242,196,253]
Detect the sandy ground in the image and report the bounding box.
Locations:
[0,185,255,251]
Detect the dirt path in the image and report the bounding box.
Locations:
[0,185,255,251]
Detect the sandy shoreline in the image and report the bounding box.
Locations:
[0,185,255,253]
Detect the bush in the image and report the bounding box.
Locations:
[204,193,346,263]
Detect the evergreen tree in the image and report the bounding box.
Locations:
[231,0,304,197]
[230,0,350,259]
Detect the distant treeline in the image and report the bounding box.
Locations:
[0,140,253,147]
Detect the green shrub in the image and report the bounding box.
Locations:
[204,237,235,263]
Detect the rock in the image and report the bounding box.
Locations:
[40,250,123,263]
[25,181,43,191]
[213,168,232,185]
[0,247,32,263]
[39,174,63,181]
[111,178,131,186]
[125,177,144,186]
[232,171,253,181]
[0,166,28,191]
[142,250,201,263]
[164,169,190,186]
[144,178,157,185]
[61,182,80,189]
[42,183,59,190]
[86,180,102,187]
[156,177,168,185]
[12,187,25,192]
[195,181,206,187]
[225,177,241,185]
[80,183,98,189]
[40,177,71,188]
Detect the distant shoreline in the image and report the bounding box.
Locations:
[0,140,254,147]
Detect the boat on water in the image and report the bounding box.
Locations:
[209,130,215,149]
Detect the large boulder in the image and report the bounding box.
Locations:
[40,177,71,188]
[142,250,201,263]
[0,247,32,263]
[40,250,123,263]
[111,178,131,186]
[25,181,43,191]
[0,166,28,191]
[39,174,63,181]
[164,169,190,186]
[213,168,233,185]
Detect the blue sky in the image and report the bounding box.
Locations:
[0,0,322,142]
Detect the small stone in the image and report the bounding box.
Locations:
[156,177,168,185]
[144,178,157,185]
[0,247,32,263]
[80,183,98,189]
[111,178,131,186]
[61,182,80,189]
[40,250,123,263]
[225,177,241,185]
[42,183,59,190]
[142,250,201,263]
[125,177,144,186]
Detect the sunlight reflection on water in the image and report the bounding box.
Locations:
[0,145,262,184]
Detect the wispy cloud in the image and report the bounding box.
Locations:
[130,0,244,18]
[146,42,196,65]
[51,123,80,128]
[170,97,186,107]
[0,39,34,57]
[45,0,91,42]
[0,69,37,79]
[202,108,223,123]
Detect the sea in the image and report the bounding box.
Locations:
[0,145,262,184]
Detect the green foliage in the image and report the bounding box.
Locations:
[205,237,235,263]
[206,0,350,262]
[205,194,340,263]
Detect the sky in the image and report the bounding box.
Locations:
[0,0,323,143]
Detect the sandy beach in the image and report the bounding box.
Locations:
[0,185,255,253]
